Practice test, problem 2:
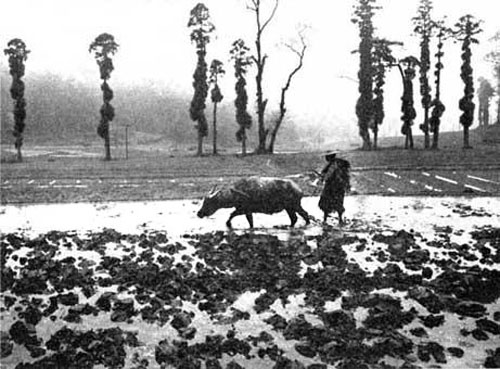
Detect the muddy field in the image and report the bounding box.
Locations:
[1,197,499,368]
[2,144,500,204]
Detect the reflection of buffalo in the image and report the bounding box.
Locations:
[197,177,311,228]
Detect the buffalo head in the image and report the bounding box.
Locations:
[197,188,221,218]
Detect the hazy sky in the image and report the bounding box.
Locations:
[1,0,498,137]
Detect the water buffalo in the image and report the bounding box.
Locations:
[197,177,311,228]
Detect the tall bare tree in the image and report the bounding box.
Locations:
[453,14,482,149]
[267,27,308,154]
[230,39,253,156]
[247,0,279,154]
[413,0,433,149]
[396,56,420,149]
[89,33,119,161]
[485,31,500,125]
[4,38,30,162]
[429,19,451,149]
[209,59,225,155]
[477,77,494,126]
[352,0,379,150]
[188,3,215,156]
[371,38,400,149]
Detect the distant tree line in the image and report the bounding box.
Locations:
[3,0,499,161]
[352,0,498,151]
[0,72,299,148]
[186,0,308,156]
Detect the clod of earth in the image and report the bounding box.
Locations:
[484,348,500,368]
[1,226,499,368]
[0,331,13,358]
[419,314,445,328]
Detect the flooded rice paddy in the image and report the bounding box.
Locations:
[0,196,499,368]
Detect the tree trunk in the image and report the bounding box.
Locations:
[360,130,372,150]
[463,126,472,149]
[14,136,23,162]
[16,145,22,162]
[373,128,378,150]
[432,127,439,150]
[197,130,203,156]
[256,65,267,154]
[423,108,430,149]
[497,99,500,124]
[268,110,284,154]
[212,102,218,155]
[242,135,247,156]
[104,131,111,160]
[250,0,278,155]
[404,126,414,150]
[268,127,277,154]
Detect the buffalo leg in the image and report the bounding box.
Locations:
[286,209,298,227]
[245,213,254,228]
[296,206,310,225]
[226,208,245,228]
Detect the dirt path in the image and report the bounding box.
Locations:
[2,167,499,204]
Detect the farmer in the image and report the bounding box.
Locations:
[318,152,351,224]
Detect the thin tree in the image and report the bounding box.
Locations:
[4,38,30,162]
[371,38,400,149]
[453,14,482,149]
[352,0,379,150]
[485,31,500,125]
[247,0,279,154]
[89,33,119,161]
[230,39,253,156]
[477,77,495,126]
[209,59,225,155]
[396,56,420,149]
[412,0,433,149]
[188,3,215,156]
[429,20,451,149]
[267,27,308,154]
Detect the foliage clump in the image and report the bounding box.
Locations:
[209,59,225,155]
[477,77,495,126]
[371,38,399,149]
[89,33,119,160]
[453,15,482,149]
[230,39,253,156]
[429,20,451,149]
[399,57,420,149]
[188,3,215,156]
[352,0,379,150]
[485,31,500,125]
[4,38,30,162]
[413,0,433,148]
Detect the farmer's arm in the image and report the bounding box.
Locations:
[319,163,331,181]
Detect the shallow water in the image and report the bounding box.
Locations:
[1,196,498,237]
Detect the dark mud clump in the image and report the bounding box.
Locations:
[15,327,140,369]
[1,226,499,368]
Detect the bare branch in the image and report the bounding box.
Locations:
[268,27,308,151]
[246,0,257,12]
[261,0,279,32]
[284,43,302,58]
[282,25,308,58]
[283,42,306,92]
